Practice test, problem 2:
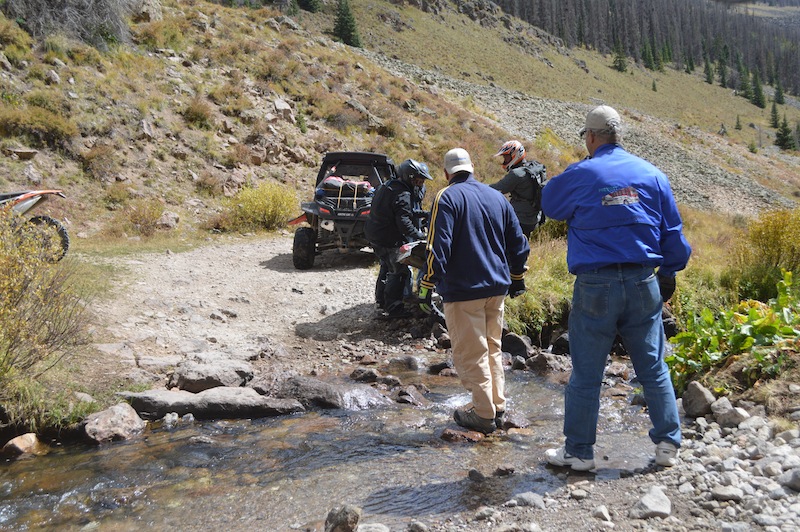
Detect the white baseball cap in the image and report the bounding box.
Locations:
[579,105,622,137]
[444,148,474,174]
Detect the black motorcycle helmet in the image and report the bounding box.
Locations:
[397,159,433,184]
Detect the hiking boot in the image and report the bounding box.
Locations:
[384,306,412,319]
[545,447,595,471]
[453,408,495,434]
[494,410,505,430]
[655,441,678,467]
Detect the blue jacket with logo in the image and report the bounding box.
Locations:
[541,143,691,276]
[420,173,530,302]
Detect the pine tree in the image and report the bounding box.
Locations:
[770,101,780,129]
[704,57,714,84]
[735,115,742,130]
[775,79,785,105]
[739,70,752,100]
[775,115,796,151]
[751,70,766,109]
[717,61,727,88]
[333,0,361,48]
[287,0,299,16]
[298,0,321,12]
[652,80,657,92]
[612,40,627,73]
[642,43,655,70]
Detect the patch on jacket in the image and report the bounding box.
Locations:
[600,186,639,206]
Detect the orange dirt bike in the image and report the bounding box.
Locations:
[0,189,70,261]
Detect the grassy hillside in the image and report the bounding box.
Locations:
[348,0,800,148]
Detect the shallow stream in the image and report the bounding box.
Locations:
[1,370,658,531]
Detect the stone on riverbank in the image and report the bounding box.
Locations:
[119,387,304,419]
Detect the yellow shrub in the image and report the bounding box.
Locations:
[0,211,88,414]
[218,182,296,232]
[724,207,800,301]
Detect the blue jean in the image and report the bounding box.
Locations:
[564,264,681,460]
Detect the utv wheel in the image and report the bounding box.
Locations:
[293,226,317,269]
[28,215,70,262]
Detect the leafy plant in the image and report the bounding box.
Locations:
[667,270,799,394]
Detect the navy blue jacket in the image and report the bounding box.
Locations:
[420,173,530,302]
[541,143,691,276]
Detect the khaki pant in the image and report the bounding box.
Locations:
[443,295,506,420]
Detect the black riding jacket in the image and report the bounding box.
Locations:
[365,178,425,248]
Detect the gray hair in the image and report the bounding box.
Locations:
[589,120,623,142]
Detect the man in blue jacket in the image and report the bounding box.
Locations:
[541,105,692,470]
[419,148,530,434]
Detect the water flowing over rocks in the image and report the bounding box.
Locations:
[71,236,798,530]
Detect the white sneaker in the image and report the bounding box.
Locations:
[545,447,595,471]
[655,441,678,467]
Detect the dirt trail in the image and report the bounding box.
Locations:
[92,232,384,384]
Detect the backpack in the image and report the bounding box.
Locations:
[522,161,547,228]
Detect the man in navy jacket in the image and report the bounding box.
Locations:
[419,148,530,434]
[542,105,692,470]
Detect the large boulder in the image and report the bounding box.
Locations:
[167,359,254,392]
[682,381,716,418]
[83,403,146,443]
[1,433,48,456]
[120,387,304,420]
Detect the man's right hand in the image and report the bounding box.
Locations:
[419,286,432,314]
[509,278,526,298]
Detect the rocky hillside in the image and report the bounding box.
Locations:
[0,0,798,242]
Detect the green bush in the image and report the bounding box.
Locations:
[82,143,118,181]
[216,182,296,232]
[0,13,33,65]
[0,211,88,428]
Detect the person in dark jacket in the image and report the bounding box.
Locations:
[419,148,530,434]
[541,105,692,471]
[366,159,433,319]
[490,140,545,236]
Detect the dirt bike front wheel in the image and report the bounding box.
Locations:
[27,215,70,262]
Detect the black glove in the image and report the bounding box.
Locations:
[509,278,526,298]
[658,274,676,302]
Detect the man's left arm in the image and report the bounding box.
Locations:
[657,180,692,277]
[541,168,577,222]
[505,208,531,281]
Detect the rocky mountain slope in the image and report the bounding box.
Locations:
[1,0,798,243]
